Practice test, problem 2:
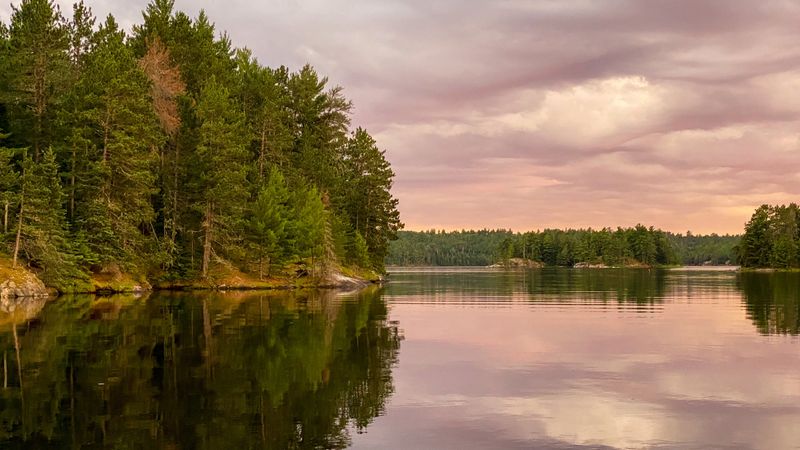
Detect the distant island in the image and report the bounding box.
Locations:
[0,0,402,295]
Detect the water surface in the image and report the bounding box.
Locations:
[353,267,800,450]
[0,268,799,449]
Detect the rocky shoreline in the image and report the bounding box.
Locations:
[1,261,380,298]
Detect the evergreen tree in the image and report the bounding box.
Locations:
[351,231,370,268]
[287,65,351,192]
[249,167,291,278]
[193,78,249,277]
[4,0,69,159]
[235,50,293,182]
[12,148,82,289]
[66,1,94,71]
[768,204,799,268]
[71,16,164,268]
[0,1,403,287]
[288,185,326,263]
[0,136,18,235]
[138,36,185,251]
[58,1,95,221]
[341,128,402,269]
[739,205,773,268]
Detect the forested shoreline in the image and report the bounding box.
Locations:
[738,204,800,269]
[387,228,740,267]
[0,0,402,293]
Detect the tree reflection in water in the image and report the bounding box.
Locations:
[0,287,401,449]
[737,272,800,335]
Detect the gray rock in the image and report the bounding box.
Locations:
[0,273,49,300]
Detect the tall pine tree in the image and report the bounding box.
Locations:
[341,128,402,269]
[71,16,164,268]
[193,78,249,277]
[4,0,69,159]
[12,148,82,289]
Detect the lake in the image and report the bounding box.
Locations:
[0,267,799,449]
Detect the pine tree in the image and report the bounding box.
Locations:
[340,128,403,269]
[4,0,69,159]
[138,36,185,251]
[57,2,95,221]
[194,78,250,277]
[740,205,773,268]
[12,148,81,289]
[288,185,326,263]
[234,51,292,182]
[0,2,405,286]
[351,231,370,268]
[0,140,18,236]
[71,15,164,268]
[768,204,799,268]
[249,167,291,278]
[287,65,351,193]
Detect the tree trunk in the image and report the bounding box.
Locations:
[160,143,167,239]
[3,201,8,234]
[102,108,111,162]
[202,202,213,278]
[259,124,267,182]
[69,144,76,220]
[12,192,24,269]
[171,138,180,241]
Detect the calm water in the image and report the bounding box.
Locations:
[1,268,799,449]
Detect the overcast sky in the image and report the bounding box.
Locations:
[4,0,800,234]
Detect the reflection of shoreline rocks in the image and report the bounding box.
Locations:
[0,294,48,325]
[488,258,545,268]
[573,262,609,269]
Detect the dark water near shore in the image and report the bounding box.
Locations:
[1,268,799,449]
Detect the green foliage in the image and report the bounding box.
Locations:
[0,141,19,235]
[387,229,516,266]
[70,15,164,268]
[3,0,69,157]
[739,204,800,268]
[351,231,371,268]
[340,128,403,270]
[193,78,250,276]
[667,231,739,265]
[248,167,291,276]
[234,50,293,180]
[14,149,84,289]
[287,184,326,260]
[0,1,401,288]
[388,227,690,267]
[287,64,351,192]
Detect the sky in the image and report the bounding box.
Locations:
[4,0,800,234]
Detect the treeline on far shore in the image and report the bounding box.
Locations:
[386,227,740,267]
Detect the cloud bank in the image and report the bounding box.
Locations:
[6,0,800,233]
